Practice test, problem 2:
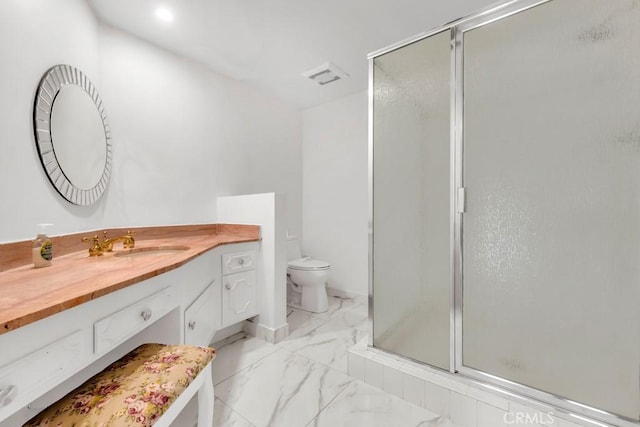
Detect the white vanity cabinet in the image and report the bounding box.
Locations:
[184,280,221,346]
[222,270,257,327]
[222,249,256,274]
[221,248,258,327]
[0,330,88,419]
[0,268,180,425]
[0,240,260,426]
[94,287,174,354]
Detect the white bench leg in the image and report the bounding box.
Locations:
[197,363,214,427]
[151,361,215,427]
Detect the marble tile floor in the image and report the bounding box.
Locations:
[211,295,461,427]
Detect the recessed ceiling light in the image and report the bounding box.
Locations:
[155,8,174,22]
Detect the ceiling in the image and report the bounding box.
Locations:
[88,0,497,109]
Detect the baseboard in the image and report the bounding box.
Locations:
[243,320,289,344]
[327,286,367,301]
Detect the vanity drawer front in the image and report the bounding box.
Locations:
[222,249,256,275]
[94,288,173,354]
[185,280,221,346]
[0,330,86,417]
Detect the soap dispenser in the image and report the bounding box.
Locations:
[33,224,53,268]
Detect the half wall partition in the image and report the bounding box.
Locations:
[370,0,640,425]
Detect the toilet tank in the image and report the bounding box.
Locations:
[286,236,302,261]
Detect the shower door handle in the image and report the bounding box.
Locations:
[456,187,466,213]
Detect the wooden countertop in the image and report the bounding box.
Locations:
[0,224,260,336]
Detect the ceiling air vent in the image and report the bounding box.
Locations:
[302,62,349,86]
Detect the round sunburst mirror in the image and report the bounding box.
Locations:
[33,64,112,206]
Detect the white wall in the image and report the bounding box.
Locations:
[0,0,102,242]
[98,25,302,235]
[0,1,302,243]
[218,193,288,343]
[302,91,368,296]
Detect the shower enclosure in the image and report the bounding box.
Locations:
[369,0,640,425]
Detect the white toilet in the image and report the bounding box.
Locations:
[287,238,330,313]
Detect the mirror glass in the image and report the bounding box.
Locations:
[33,64,112,205]
[50,85,107,190]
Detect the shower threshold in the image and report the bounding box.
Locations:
[347,340,614,427]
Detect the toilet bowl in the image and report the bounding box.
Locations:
[286,238,330,313]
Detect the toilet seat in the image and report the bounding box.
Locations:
[288,257,330,271]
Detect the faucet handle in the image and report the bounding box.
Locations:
[81,235,103,257]
[124,230,136,249]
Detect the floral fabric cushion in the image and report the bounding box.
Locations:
[24,343,216,427]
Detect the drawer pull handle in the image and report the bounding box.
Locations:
[140,309,152,321]
[238,258,245,265]
[0,384,17,408]
[188,320,196,330]
[225,283,231,290]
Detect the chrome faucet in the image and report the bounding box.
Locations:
[101,230,135,252]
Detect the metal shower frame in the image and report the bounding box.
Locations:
[367,0,638,425]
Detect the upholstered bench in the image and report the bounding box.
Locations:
[23,343,216,427]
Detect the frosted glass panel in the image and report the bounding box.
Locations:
[462,0,640,419]
[373,30,450,369]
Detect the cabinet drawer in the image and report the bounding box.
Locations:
[222,249,256,275]
[185,281,220,346]
[94,288,174,354]
[0,330,86,416]
[222,270,257,327]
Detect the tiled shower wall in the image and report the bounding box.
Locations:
[347,341,610,427]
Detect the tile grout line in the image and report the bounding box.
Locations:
[214,344,289,387]
[303,377,355,427]
[213,348,291,424]
[215,398,258,427]
[218,345,353,427]
[213,298,445,426]
[212,337,281,386]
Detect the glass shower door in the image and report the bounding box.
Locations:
[461,0,640,420]
[372,30,451,369]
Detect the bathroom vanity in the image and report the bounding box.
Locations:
[0,224,260,426]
